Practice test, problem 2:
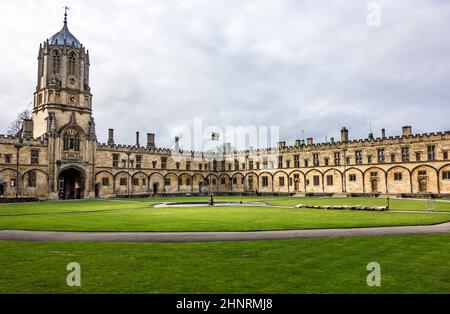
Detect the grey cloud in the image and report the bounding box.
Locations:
[0,0,449,149]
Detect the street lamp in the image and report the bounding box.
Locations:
[206,132,220,206]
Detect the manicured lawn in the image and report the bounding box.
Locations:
[0,197,448,232]
[0,234,449,294]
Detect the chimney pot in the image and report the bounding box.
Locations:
[108,128,114,145]
[341,127,349,142]
[146,133,155,148]
[402,126,412,137]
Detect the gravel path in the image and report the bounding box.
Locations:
[0,222,449,243]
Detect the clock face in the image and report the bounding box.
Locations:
[68,95,76,103]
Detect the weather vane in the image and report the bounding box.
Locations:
[63,6,70,23]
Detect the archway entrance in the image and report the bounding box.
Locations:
[419,178,428,193]
[371,179,379,193]
[153,183,159,194]
[248,177,254,191]
[59,168,84,199]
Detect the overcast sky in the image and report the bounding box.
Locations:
[1,0,449,150]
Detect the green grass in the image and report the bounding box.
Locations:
[1,234,449,294]
[0,196,448,232]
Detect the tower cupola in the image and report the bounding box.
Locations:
[48,9,82,48]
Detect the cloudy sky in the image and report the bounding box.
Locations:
[1,0,449,150]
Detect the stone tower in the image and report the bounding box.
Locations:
[33,9,96,199]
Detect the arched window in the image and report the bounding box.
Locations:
[63,129,80,151]
[68,52,76,76]
[52,50,61,74]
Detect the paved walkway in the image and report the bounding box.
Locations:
[0,222,449,243]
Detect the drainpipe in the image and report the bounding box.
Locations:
[14,144,22,199]
[127,151,131,197]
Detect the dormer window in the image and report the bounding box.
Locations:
[63,129,80,151]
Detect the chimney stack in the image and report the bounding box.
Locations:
[22,119,33,138]
[135,131,140,147]
[278,141,286,149]
[174,136,180,150]
[341,127,349,142]
[146,133,155,148]
[381,128,386,139]
[402,126,412,137]
[306,137,313,145]
[330,137,335,143]
[295,139,301,147]
[108,128,114,145]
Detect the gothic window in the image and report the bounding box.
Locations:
[4,154,12,164]
[112,154,119,167]
[63,129,80,151]
[68,51,77,76]
[313,154,320,167]
[294,155,300,167]
[313,175,320,186]
[402,147,410,162]
[261,176,269,187]
[136,155,142,168]
[334,152,341,166]
[326,175,334,186]
[102,177,110,186]
[377,149,385,163]
[30,150,39,165]
[52,50,61,74]
[355,151,363,164]
[28,171,37,187]
[427,145,436,161]
[161,157,167,169]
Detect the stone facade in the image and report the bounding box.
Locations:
[1,16,450,200]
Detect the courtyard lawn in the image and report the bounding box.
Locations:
[0,234,449,294]
[0,197,449,232]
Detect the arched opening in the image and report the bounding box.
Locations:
[371,178,379,192]
[58,168,84,199]
[68,51,77,76]
[52,50,61,74]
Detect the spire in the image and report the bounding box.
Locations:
[64,6,69,26]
